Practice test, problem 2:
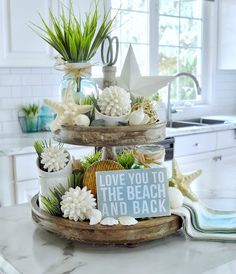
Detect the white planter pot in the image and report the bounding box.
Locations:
[95,108,130,126]
[36,157,72,209]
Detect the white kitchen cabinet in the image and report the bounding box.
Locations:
[15,179,39,204]
[175,129,236,199]
[0,146,94,206]
[217,0,236,69]
[0,0,57,67]
[0,0,103,67]
[212,147,236,198]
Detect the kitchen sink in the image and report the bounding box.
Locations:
[167,117,226,128]
[166,121,206,128]
[182,118,225,125]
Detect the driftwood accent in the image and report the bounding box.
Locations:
[31,195,182,246]
[52,122,166,147]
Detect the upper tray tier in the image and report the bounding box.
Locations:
[52,121,166,147]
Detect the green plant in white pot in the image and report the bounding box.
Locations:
[32,1,116,103]
[34,140,72,209]
[20,104,39,132]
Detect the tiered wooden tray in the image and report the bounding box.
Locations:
[31,122,183,246]
[31,195,182,246]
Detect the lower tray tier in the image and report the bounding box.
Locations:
[31,195,182,246]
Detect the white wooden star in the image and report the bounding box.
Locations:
[117,45,174,97]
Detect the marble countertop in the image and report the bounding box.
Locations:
[1,116,236,156]
[0,203,236,274]
[0,132,81,156]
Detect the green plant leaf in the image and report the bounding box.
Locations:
[31,0,117,62]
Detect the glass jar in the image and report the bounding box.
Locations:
[57,62,99,103]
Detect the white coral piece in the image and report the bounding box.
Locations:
[41,146,69,172]
[100,217,119,226]
[60,187,96,222]
[97,86,131,117]
[168,187,184,209]
[118,216,138,226]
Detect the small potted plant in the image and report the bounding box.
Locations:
[32,1,116,102]
[19,104,39,132]
[34,140,72,209]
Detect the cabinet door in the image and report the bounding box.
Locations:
[176,151,216,199]
[15,179,39,204]
[213,147,236,198]
[0,0,57,67]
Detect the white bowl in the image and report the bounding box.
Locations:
[95,108,130,126]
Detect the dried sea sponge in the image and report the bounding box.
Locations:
[83,160,124,197]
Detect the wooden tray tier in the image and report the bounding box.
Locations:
[31,195,182,246]
[52,122,166,147]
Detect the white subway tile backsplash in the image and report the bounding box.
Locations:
[41,74,61,85]
[0,75,21,86]
[11,86,31,97]
[2,121,21,134]
[0,68,11,74]
[10,68,32,74]
[22,74,42,85]
[31,68,53,74]
[31,85,58,97]
[0,98,25,109]
[0,66,236,134]
[0,87,11,98]
[0,110,12,122]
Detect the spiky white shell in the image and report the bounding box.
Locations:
[87,209,102,225]
[40,147,69,172]
[60,186,96,222]
[129,108,150,125]
[100,217,119,226]
[97,86,131,117]
[73,114,90,127]
[168,187,184,209]
[118,216,138,226]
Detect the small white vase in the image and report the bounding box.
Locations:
[36,156,72,209]
[95,108,130,126]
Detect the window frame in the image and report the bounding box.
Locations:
[108,0,213,107]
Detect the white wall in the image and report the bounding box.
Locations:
[0,68,62,134]
[0,66,236,135]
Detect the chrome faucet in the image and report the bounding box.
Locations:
[166,72,201,127]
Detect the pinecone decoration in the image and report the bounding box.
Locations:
[97,86,131,117]
[40,146,69,172]
[60,186,96,221]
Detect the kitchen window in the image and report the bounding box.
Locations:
[110,0,212,104]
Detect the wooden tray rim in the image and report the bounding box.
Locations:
[31,195,179,231]
[55,121,166,133]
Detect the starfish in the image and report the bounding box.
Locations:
[44,85,92,131]
[170,159,202,202]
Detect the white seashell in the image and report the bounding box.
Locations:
[73,114,90,127]
[118,216,138,226]
[129,108,145,125]
[100,217,119,226]
[88,209,102,225]
[168,187,184,209]
[142,113,150,125]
